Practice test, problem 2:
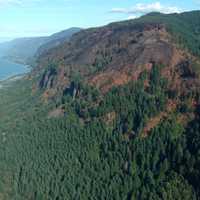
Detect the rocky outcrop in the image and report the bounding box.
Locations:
[39,67,57,89]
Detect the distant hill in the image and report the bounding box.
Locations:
[0,27,81,64]
[37,27,82,56]
[0,37,48,64]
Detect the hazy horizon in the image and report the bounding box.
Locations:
[0,37,14,43]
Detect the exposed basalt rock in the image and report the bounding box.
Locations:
[39,67,57,89]
[177,60,195,78]
[63,81,79,100]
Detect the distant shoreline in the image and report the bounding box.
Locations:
[0,71,28,82]
[0,73,27,89]
[0,55,31,89]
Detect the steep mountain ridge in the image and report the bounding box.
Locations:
[0,27,81,64]
[36,27,82,56]
[0,36,47,63]
[36,12,200,98]
[35,11,200,140]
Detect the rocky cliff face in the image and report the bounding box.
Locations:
[35,13,200,98]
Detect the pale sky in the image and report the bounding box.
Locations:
[0,0,199,39]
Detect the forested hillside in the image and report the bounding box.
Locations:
[0,11,200,200]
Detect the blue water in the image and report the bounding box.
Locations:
[0,57,29,80]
